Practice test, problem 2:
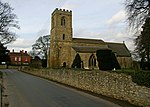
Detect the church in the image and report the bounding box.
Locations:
[48,8,132,69]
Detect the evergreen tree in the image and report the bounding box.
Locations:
[96,50,120,70]
[0,42,10,64]
[135,18,150,69]
[71,54,81,68]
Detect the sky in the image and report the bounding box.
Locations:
[4,0,135,52]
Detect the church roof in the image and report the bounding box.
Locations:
[107,42,131,57]
[72,46,109,53]
[72,38,106,44]
[72,38,131,57]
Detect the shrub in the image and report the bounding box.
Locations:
[114,70,150,88]
[71,54,81,68]
[96,50,121,70]
[131,71,150,87]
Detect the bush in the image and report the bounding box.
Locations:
[96,50,121,70]
[71,54,81,68]
[131,71,150,87]
[114,70,150,88]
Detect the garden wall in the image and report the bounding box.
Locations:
[22,68,150,106]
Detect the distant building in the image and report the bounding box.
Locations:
[48,8,132,69]
[8,50,31,65]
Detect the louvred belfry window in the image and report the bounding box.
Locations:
[61,16,65,26]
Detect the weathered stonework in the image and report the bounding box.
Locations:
[117,57,133,69]
[48,8,132,69]
[48,8,72,68]
[23,68,150,107]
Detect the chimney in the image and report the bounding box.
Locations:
[20,50,24,54]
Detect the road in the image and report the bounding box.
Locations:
[2,69,122,107]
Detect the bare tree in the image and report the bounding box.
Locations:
[0,0,20,45]
[32,35,50,59]
[125,0,150,30]
[125,0,150,69]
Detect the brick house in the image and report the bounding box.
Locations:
[8,50,31,65]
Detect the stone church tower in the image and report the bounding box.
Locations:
[48,8,73,68]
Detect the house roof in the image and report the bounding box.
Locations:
[72,38,106,44]
[9,52,30,57]
[107,42,131,57]
[72,46,110,53]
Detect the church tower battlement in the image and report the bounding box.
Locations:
[52,8,72,16]
[51,8,72,42]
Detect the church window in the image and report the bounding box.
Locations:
[63,34,65,40]
[61,16,65,26]
[89,54,96,69]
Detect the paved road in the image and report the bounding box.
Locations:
[2,69,122,107]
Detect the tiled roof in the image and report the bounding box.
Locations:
[9,52,30,56]
[107,42,131,57]
[72,38,131,57]
[72,46,110,53]
[72,38,106,44]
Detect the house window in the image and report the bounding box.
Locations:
[15,57,17,61]
[25,57,28,61]
[19,57,21,61]
[63,34,65,40]
[61,16,65,26]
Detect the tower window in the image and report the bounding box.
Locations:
[61,16,65,26]
[63,34,65,40]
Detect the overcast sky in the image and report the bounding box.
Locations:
[4,0,135,52]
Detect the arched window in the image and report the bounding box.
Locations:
[89,54,96,69]
[63,34,65,40]
[61,16,65,26]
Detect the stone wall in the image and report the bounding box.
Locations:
[0,65,6,69]
[22,68,150,106]
[117,57,133,69]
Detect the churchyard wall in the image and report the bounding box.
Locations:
[22,68,150,106]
